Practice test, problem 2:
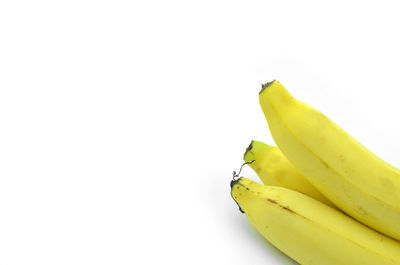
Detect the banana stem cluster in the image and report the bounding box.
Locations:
[231,80,400,265]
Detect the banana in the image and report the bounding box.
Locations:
[244,140,335,207]
[231,177,400,265]
[259,80,400,240]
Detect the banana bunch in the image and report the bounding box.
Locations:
[231,80,400,265]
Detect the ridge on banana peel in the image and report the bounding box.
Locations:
[259,80,400,240]
[243,140,336,208]
[231,177,400,265]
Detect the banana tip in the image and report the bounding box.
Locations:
[260,80,276,95]
[244,140,254,160]
[230,178,245,213]
[230,178,241,189]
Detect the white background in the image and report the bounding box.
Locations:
[1,1,400,264]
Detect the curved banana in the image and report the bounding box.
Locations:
[231,177,400,265]
[244,140,335,207]
[259,80,400,240]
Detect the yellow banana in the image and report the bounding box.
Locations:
[259,80,400,240]
[244,140,335,207]
[231,177,400,265]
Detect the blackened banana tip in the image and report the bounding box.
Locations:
[230,177,245,213]
[230,178,240,189]
[244,140,254,160]
[260,80,276,94]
